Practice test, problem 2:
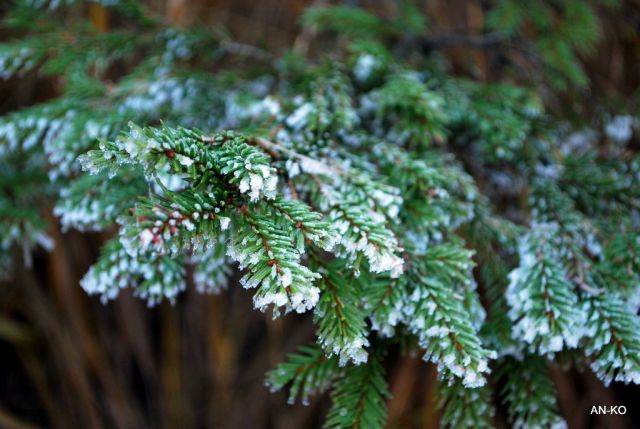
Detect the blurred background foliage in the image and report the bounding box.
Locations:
[0,0,639,428]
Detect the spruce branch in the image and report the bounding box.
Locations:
[585,293,640,385]
[506,228,586,355]
[437,373,495,429]
[229,207,322,314]
[497,355,566,429]
[408,246,496,388]
[360,272,407,338]
[324,355,390,429]
[80,237,187,305]
[266,344,341,405]
[313,262,369,365]
[118,183,230,256]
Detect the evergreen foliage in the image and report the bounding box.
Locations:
[1,1,639,428]
[497,355,565,429]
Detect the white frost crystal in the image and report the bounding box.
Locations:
[322,335,369,367]
[605,115,636,142]
[285,102,313,130]
[176,153,194,167]
[237,168,277,202]
[365,248,404,278]
[353,54,379,82]
[139,229,154,248]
